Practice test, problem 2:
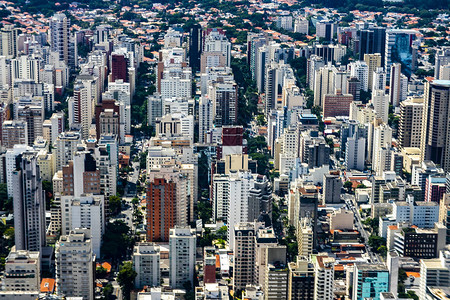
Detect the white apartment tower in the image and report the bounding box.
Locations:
[56,228,95,300]
[60,194,105,257]
[133,243,161,289]
[169,227,196,289]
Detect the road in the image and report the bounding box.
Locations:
[344,196,381,264]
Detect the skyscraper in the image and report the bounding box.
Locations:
[420,79,450,172]
[364,53,382,90]
[389,63,407,107]
[50,13,75,68]
[147,178,176,242]
[12,151,46,253]
[55,228,95,300]
[358,27,386,62]
[169,227,196,289]
[398,96,424,148]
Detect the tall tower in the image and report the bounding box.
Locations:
[420,79,450,172]
[55,228,95,300]
[12,151,46,253]
[169,227,196,289]
[50,14,71,66]
[146,178,177,242]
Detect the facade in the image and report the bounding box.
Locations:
[133,243,161,289]
[60,194,105,257]
[1,120,27,148]
[288,260,315,300]
[55,228,95,300]
[13,151,46,253]
[323,90,353,117]
[2,250,40,292]
[398,96,424,148]
[146,178,177,242]
[352,264,389,300]
[322,174,342,204]
[169,227,196,289]
[233,222,258,292]
[364,53,382,90]
[420,79,450,172]
[419,249,450,299]
[312,255,334,300]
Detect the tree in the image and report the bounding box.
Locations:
[109,195,122,215]
[368,235,386,252]
[117,261,136,300]
[102,283,114,300]
[344,181,353,193]
[256,114,266,126]
[101,221,134,263]
[96,266,108,278]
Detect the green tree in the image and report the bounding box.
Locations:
[368,235,386,252]
[117,261,137,300]
[96,266,108,278]
[102,283,114,300]
[101,221,134,264]
[344,181,353,193]
[109,195,122,215]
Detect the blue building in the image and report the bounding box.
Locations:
[353,264,390,300]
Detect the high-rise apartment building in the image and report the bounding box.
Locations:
[364,53,382,90]
[55,228,95,300]
[60,194,105,257]
[12,151,46,253]
[209,80,238,126]
[50,13,75,68]
[146,178,177,242]
[233,222,258,292]
[0,25,20,58]
[2,250,40,292]
[389,63,407,107]
[419,248,450,299]
[169,227,196,289]
[1,120,27,148]
[312,255,335,300]
[398,96,423,148]
[55,131,81,171]
[133,243,161,289]
[434,47,450,80]
[199,96,213,143]
[350,61,369,91]
[420,79,450,172]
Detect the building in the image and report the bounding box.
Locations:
[263,246,288,300]
[1,120,27,148]
[371,90,389,124]
[419,248,450,300]
[393,224,446,259]
[13,151,46,253]
[209,80,238,126]
[389,63,407,107]
[55,228,95,300]
[50,13,75,68]
[398,96,424,148]
[322,174,342,204]
[199,96,213,143]
[330,208,354,230]
[358,27,386,62]
[420,79,450,172]
[288,259,315,300]
[352,264,389,300]
[233,222,258,292]
[2,249,40,292]
[60,194,105,257]
[385,29,417,78]
[0,24,20,58]
[323,90,353,118]
[364,53,382,90]
[297,218,314,257]
[133,243,160,289]
[55,131,81,171]
[169,227,196,289]
[312,255,335,300]
[434,47,450,80]
[350,61,369,91]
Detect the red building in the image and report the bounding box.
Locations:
[147,178,176,242]
[424,176,446,202]
[323,90,354,118]
[110,54,128,82]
